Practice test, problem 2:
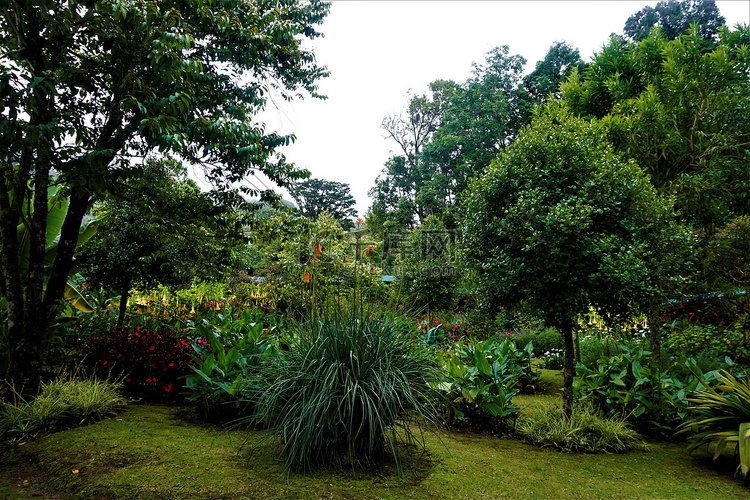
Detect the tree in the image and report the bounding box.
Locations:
[623,0,725,43]
[0,0,329,392]
[80,157,244,329]
[288,177,357,230]
[462,106,681,415]
[371,46,531,229]
[522,41,585,102]
[372,84,453,228]
[560,24,750,228]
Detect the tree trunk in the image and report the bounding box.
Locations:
[117,283,131,330]
[648,301,662,366]
[561,317,575,419]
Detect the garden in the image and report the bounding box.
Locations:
[3,210,750,499]
[2,1,750,499]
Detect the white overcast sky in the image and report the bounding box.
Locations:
[254,0,750,218]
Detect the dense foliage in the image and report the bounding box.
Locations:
[438,338,539,432]
[462,105,682,414]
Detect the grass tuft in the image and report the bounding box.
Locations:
[516,399,647,453]
[0,370,128,443]
[238,311,443,474]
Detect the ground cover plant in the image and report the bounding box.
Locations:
[516,399,646,453]
[0,373,128,445]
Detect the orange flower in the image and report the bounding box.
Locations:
[303,268,310,283]
[314,241,322,257]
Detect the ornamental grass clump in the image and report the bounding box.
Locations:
[239,312,443,474]
[677,368,750,482]
[516,399,646,453]
[0,371,128,444]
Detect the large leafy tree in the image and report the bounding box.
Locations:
[623,0,725,43]
[371,46,531,229]
[560,24,750,228]
[288,177,357,230]
[462,106,683,415]
[80,157,244,329]
[0,0,329,392]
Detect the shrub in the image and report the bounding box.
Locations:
[238,313,442,474]
[575,345,714,438]
[0,372,128,444]
[80,327,194,401]
[516,400,646,453]
[664,322,750,366]
[183,320,277,422]
[509,327,563,357]
[437,338,540,432]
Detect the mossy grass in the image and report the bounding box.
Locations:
[1,402,748,499]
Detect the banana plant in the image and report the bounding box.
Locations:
[13,183,108,312]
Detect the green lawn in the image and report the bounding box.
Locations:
[1,400,747,500]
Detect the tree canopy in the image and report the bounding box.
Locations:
[560,24,750,227]
[0,0,330,392]
[288,177,357,230]
[370,46,532,229]
[462,106,682,414]
[623,0,725,43]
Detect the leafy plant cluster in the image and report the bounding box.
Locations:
[575,346,721,438]
[678,369,750,483]
[183,315,277,422]
[437,338,540,432]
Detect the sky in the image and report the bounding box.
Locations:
[252,0,750,218]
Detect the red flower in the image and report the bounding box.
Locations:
[164,384,173,393]
[314,241,322,257]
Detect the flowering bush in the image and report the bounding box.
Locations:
[80,327,194,401]
[540,348,565,370]
[664,322,750,366]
